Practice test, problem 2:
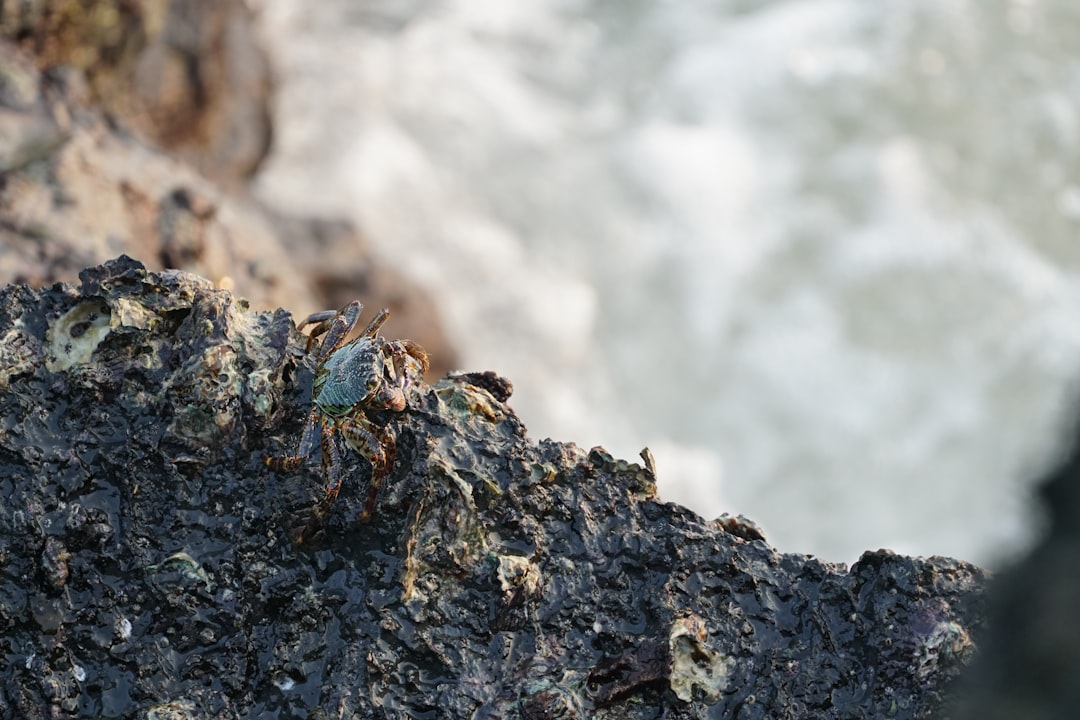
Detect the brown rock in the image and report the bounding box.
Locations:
[0,33,458,373]
[0,34,312,313]
[1,0,272,188]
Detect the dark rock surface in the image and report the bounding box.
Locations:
[0,257,987,718]
[951,420,1080,720]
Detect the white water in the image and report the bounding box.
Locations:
[252,0,1080,567]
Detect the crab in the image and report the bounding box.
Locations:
[266,301,428,538]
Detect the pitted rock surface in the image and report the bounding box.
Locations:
[0,258,986,719]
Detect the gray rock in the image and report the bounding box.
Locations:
[0,257,986,719]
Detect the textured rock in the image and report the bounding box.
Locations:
[1,0,272,188]
[0,29,306,312]
[0,258,986,718]
[0,33,459,378]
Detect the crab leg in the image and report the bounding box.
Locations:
[265,406,320,472]
[359,307,390,339]
[339,420,392,522]
[296,309,340,330]
[297,301,363,358]
[321,428,344,502]
[296,311,337,354]
[385,340,430,393]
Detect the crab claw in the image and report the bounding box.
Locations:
[381,386,407,412]
[385,340,428,395]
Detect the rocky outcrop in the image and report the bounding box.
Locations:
[0,32,312,313]
[0,18,459,378]
[0,257,986,718]
[1,0,271,188]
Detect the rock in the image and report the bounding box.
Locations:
[950,422,1080,720]
[0,257,986,718]
[1,0,272,188]
[0,30,308,312]
[0,34,457,374]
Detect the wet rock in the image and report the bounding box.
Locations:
[0,258,986,718]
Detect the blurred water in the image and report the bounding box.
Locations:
[252,0,1080,566]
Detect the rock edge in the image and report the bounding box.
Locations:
[0,258,986,719]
